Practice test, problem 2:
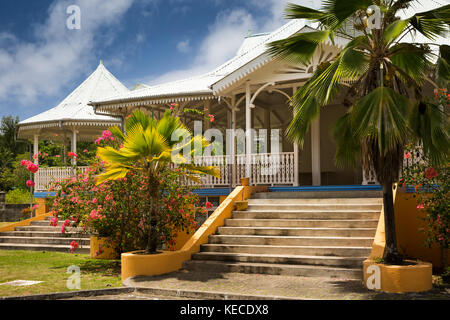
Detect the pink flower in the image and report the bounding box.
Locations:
[67,152,78,158]
[27,163,39,173]
[49,217,58,227]
[55,155,61,158]
[26,180,35,188]
[92,198,98,204]
[205,201,213,209]
[416,204,424,210]
[404,152,412,159]
[70,241,79,253]
[20,160,31,167]
[32,204,38,210]
[83,149,88,153]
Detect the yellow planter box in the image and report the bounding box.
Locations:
[90,236,118,260]
[363,259,432,293]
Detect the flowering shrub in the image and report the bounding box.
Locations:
[49,130,208,255]
[400,143,449,269]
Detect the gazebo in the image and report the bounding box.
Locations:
[17,61,129,190]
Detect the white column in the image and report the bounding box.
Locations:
[33,134,39,165]
[293,87,299,186]
[71,130,77,166]
[231,95,236,186]
[245,81,252,181]
[311,117,321,186]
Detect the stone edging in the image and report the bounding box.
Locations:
[0,286,302,300]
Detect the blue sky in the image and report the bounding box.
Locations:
[0,0,446,122]
[0,0,319,121]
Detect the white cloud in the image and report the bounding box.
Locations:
[176,39,191,53]
[145,0,306,85]
[0,0,137,113]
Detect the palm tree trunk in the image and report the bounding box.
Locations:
[382,182,403,264]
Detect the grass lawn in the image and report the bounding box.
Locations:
[0,250,122,297]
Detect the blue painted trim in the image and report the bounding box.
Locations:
[193,188,232,196]
[34,192,56,198]
[268,185,382,192]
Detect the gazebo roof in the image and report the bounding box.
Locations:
[18,61,129,140]
[90,20,315,111]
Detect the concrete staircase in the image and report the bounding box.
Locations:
[183,190,382,279]
[0,216,90,253]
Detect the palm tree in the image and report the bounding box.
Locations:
[268,0,449,264]
[96,109,220,254]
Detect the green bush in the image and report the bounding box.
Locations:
[6,189,32,204]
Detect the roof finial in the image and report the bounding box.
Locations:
[99,59,103,65]
[247,29,252,37]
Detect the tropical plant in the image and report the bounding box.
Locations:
[268,0,450,264]
[400,143,449,270]
[96,109,220,253]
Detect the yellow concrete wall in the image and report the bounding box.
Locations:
[394,192,450,268]
[35,198,49,216]
[121,185,268,281]
[369,188,449,269]
[0,213,52,232]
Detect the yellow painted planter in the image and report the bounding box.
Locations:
[90,236,118,260]
[363,259,432,293]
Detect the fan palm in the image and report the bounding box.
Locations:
[96,109,220,253]
[268,0,450,264]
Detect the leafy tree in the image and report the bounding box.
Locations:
[96,110,220,253]
[268,1,450,264]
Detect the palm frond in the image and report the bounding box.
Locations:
[333,113,361,168]
[409,101,450,165]
[267,30,332,65]
[436,45,450,87]
[351,86,413,156]
[409,4,450,40]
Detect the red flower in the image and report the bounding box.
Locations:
[27,163,39,173]
[403,152,412,159]
[26,180,35,188]
[416,204,424,210]
[67,152,78,158]
[205,201,213,209]
[424,167,438,179]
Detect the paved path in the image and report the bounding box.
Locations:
[123,270,450,300]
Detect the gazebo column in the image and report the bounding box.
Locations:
[71,130,77,166]
[311,117,321,186]
[245,81,252,181]
[33,134,39,165]
[292,87,299,186]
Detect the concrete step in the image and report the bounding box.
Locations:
[217,226,377,237]
[252,191,382,199]
[29,220,67,227]
[192,252,365,267]
[183,260,362,279]
[224,218,379,228]
[14,226,83,232]
[232,210,380,220]
[247,198,383,205]
[209,235,374,247]
[0,236,91,246]
[247,203,382,211]
[0,231,90,238]
[0,243,90,254]
[200,244,372,257]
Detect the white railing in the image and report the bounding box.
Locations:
[35,166,90,192]
[183,152,296,187]
[35,152,297,191]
